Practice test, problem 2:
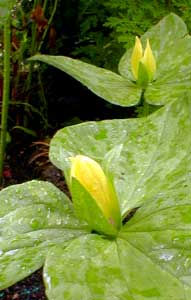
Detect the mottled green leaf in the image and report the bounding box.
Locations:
[30,54,141,106]
[118,185,191,299]
[44,235,133,300]
[0,181,89,289]
[50,93,191,216]
[44,197,191,300]
[44,135,191,299]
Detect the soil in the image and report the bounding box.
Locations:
[0,269,47,300]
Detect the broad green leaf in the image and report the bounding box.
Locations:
[30,54,141,106]
[44,160,191,300]
[119,13,191,105]
[43,235,134,300]
[0,180,89,289]
[118,186,191,299]
[102,144,123,180]
[49,93,191,216]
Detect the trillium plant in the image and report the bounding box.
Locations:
[31,13,191,106]
[1,13,191,300]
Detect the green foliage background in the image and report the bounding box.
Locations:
[74,0,191,70]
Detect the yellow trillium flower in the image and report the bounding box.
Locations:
[131,36,156,84]
[70,155,121,229]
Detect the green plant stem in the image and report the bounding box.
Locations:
[142,101,150,116]
[37,71,49,129]
[31,0,39,55]
[38,0,58,52]
[139,89,150,117]
[140,89,145,104]
[43,0,49,11]
[0,16,11,182]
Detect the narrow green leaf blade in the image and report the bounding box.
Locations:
[0,181,89,289]
[30,54,141,106]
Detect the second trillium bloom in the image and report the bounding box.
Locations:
[131,36,156,87]
[70,155,121,235]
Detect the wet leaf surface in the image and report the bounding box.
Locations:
[50,93,191,215]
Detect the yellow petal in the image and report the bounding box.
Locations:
[70,155,120,223]
[131,36,143,80]
[71,155,107,203]
[141,39,156,81]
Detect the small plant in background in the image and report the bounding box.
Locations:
[10,0,59,131]
[0,0,60,183]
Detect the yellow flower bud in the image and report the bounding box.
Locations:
[131,36,156,85]
[131,36,143,80]
[70,155,121,230]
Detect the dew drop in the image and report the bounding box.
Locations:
[6,249,18,256]
[159,253,174,261]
